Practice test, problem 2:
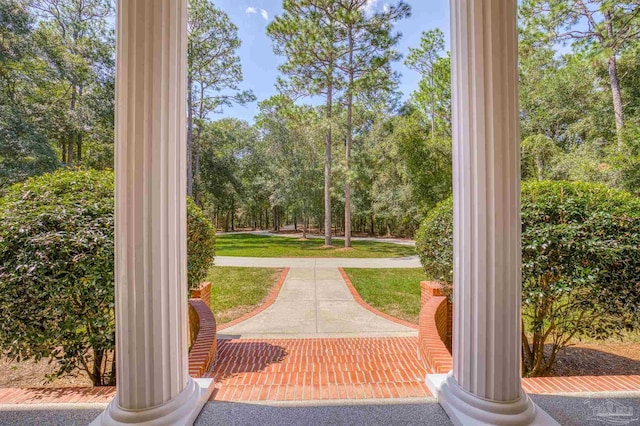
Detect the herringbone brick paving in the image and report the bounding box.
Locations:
[205,337,430,401]
[0,337,638,404]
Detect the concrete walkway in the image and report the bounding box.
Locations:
[219,266,417,339]
[215,256,421,269]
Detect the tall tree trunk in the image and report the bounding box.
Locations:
[607,55,625,149]
[194,84,207,206]
[536,156,544,181]
[302,215,307,239]
[68,84,78,166]
[604,12,624,149]
[430,74,436,140]
[273,206,279,231]
[67,134,74,166]
[186,75,194,196]
[77,132,82,163]
[194,126,202,206]
[324,82,333,246]
[76,85,83,162]
[344,30,354,248]
[370,213,375,236]
[61,139,67,164]
[92,349,104,387]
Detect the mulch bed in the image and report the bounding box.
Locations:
[0,357,91,388]
[549,342,640,377]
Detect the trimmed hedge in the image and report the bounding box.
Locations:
[187,196,216,289]
[416,180,640,376]
[0,169,215,385]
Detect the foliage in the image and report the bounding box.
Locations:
[415,197,453,296]
[405,29,451,138]
[268,0,343,245]
[521,134,562,181]
[0,0,59,189]
[333,0,410,246]
[520,0,640,146]
[30,0,115,167]
[187,197,217,290]
[255,95,324,237]
[0,169,216,385]
[416,181,640,376]
[187,0,254,201]
[0,169,115,386]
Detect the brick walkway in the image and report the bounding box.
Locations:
[205,337,429,402]
[1,339,639,405]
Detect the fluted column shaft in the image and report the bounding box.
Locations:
[115,0,188,410]
[451,0,521,402]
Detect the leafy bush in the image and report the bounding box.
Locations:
[415,198,453,298]
[0,169,216,385]
[187,197,216,289]
[416,180,640,376]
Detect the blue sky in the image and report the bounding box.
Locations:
[215,0,451,124]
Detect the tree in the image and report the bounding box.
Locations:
[268,0,344,246]
[405,28,451,139]
[521,134,562,181]
[0,0,58,188]
[257,95,324,239]
[187,0,254,204]
[335,0,410,247]
[0,169,216,386]
[30,0,114,165]
[521,0,640,148]
[416,181,640,376]
[198,118,253,230]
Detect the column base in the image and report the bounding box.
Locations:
[91,377,214,426]
[426,373,558,426]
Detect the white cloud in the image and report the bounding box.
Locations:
[246,6,268,20]
[363,0,379,14]
[383,3,390,12]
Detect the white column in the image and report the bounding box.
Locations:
[425,1,556,425]
[93,1,212,425]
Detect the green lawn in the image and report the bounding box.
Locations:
[216,233,416,258]
[205,266,283,324]
[343,268,427,324]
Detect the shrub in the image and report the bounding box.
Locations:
[416,180,640,376]
[415,198,453,298]
[0,169,216,385]
[187,197,216,289]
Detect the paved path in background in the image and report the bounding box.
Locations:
[215,256,421,269]
[219,266,417,339]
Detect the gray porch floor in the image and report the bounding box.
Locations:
[1,393,639,425]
